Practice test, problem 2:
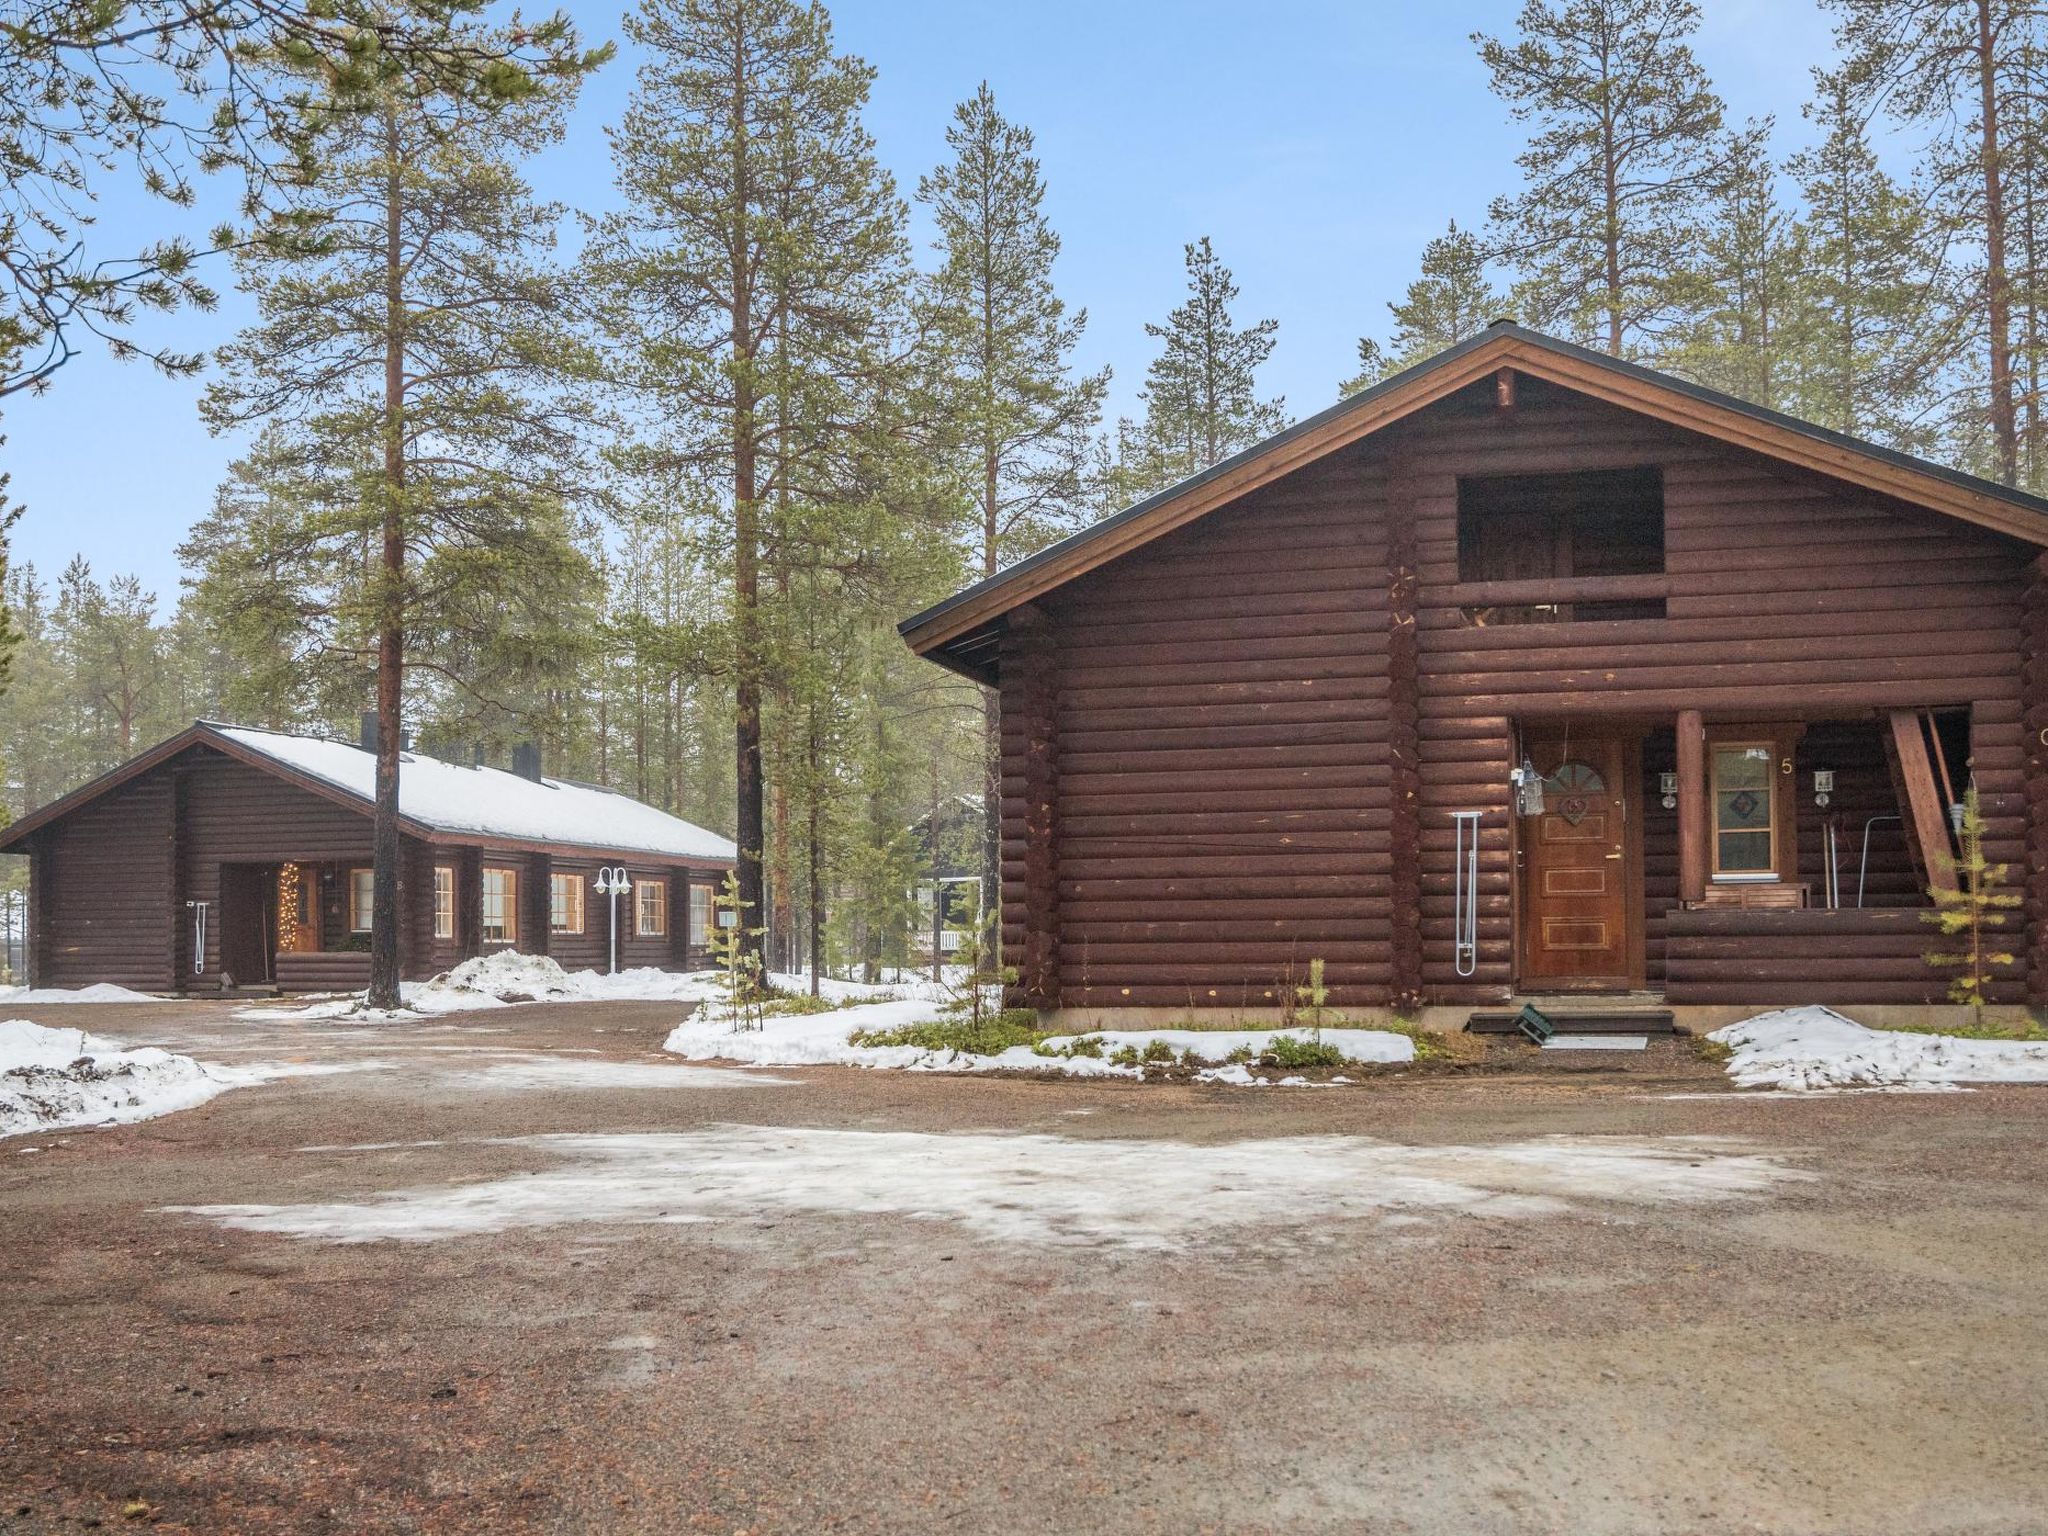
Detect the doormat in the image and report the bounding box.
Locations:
[1540,1034,1650,1051]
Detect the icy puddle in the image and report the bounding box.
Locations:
[170,1126,1810,1250]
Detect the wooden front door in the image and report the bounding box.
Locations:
[1519,734,1633,987]
[216,863,274,986]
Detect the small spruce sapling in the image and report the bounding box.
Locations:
[1921,788,2021,1023]
[1295,957,1330,1046]
[942,907,1015,1030]
[709,870,767,1031]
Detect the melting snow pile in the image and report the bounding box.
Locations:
[241,952,731,1020]
[1,1019,237,1136]
[666,998,1415,1080]
[0,983,168,1005]
[1711,1006,2048,1092]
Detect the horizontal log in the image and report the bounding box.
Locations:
[1417,679,2019,717]
[1418,650,2017,697]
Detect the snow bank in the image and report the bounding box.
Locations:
[1710,1006,2048,1092]
[664,995,1111,1075]
[1039,1028,1415,1066]
[238,953,920,1021]
[667,1000,1414,1080]
[240,952,733,1020]
[2,1020,237,1136]
[0,983,169,1005]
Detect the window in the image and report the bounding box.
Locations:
[433,866,455,941]
[1712,744,1778,877]
[688,883,712,947]
[1456,468,1666,624]
[349,867,375,933]
[482,867,518,944]
[637,877,667,938]
[550,872,585,934]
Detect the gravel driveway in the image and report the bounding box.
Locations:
[1,1000,2043,1535]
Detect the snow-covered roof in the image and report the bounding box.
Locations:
[210,723,736,863]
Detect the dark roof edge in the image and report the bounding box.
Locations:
[899,322,2048,644]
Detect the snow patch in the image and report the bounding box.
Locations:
[0,1020,355,1136]
[1039,1028,1414,1065]
[236,954,891,1021]
[0,983,169,1005]
[1710,1006,2048,1092]
[667,1003,1413,1079]
[436,1056,793,1091]
[169,1126,1810,1248]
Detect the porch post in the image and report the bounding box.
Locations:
[1677,709,1706,907]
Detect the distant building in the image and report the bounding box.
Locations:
[0,720,736,993]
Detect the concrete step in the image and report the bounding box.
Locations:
[1465,1008,1677,1035]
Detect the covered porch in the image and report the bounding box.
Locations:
[1492,707,2014,1011]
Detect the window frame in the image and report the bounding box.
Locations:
[688,883,711,947]
[1710,741,1780,880]
[481,866,519,945]
[432,865,455,941]
[636,876,668,938]
[348,867,375,933]
[549,871,586,935]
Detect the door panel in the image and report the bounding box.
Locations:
[1519,736,1632,985]
[216,863,273,985]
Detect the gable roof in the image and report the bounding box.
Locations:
[900,323,2048,679]
[0,721,738,864]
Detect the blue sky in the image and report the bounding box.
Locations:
[4,0,1840,602]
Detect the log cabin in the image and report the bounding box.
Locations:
[0,720,736,994]
[901,322,2048,1031]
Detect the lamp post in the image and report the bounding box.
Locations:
[593,866,631,975]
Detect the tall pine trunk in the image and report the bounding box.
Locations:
[979,422,1001,946]
[727,47,767,986]
[1979,0,2020,484]
[368,116,406,1011]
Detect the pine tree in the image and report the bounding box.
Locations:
[1341,219,1507,394]
[588,0,911,981]
[54,559,163,762]
[1127,236,1283,495]
[1668,121,1796,407]
[1476,0,1727,357]
[1825,0,2045,484]
[918,81,1107,937]
[2,0,601,397]
[1781,71,1945,449]
[199,25,601,1009]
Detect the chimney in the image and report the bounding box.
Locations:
[359,711,379,754]
[512,742,543,783]
[472,742,486,769]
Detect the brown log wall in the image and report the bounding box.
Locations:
[1010,452,1395,1010]
[33,772,176,991]
[997,377,2038,1012]
[1664,907,2020,1005]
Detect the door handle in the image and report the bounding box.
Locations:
[1604,851,1623,860]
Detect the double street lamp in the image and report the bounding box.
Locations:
[594,866,632,975]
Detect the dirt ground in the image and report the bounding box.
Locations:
[0,999,2043,1536]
